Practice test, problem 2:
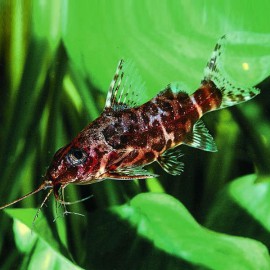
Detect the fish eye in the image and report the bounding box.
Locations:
[66,148,87,166]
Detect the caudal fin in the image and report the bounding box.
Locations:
[203,35,260,109]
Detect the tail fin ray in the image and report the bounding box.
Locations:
[203,35,260,109]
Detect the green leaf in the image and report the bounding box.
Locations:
[86,193,270,270]
[63,1,270,101]
[206,174,270,250]
[5,209,83,270]
[117,193,270,269]
[229,174,270,229]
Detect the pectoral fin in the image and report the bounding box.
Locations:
[108,166,158,180]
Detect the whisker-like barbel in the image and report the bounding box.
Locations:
[0,180,52,211]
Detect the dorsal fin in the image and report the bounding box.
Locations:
[104,59,145,111]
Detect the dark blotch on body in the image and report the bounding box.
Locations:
[151,128,166,152]
[177,92,189,102]
[165,123,175,134]
[120,132,148,148]
[159,87,175,100]
[123,110,138,122]
[141,112,150,125]
[102,125,115,141]
[166,139,172,149]
[145,152,155,162]
[173,119,186,142]
[152,120,160,128]
[102,124,122,148]
[156,99,173,113]
[135,133,148,147]
[142,102,159,116]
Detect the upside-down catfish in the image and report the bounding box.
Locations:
[0,36,260,213]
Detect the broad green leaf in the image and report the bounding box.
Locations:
[85,193,270,270]
[5,209,83,270]
[63,1,270,101]
[206,174,270,250]
[12,219,37,253]
[229,174,270,230]
[115,193,270,269]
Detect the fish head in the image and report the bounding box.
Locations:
[45,139,102,194]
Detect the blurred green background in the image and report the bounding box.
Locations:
[0,1,270,269]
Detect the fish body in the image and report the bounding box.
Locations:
[48,81,220,188]
[0,35,260,210]
[47,36,260,200]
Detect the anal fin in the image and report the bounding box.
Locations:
[157,148,184,176]
[184,120,217,152]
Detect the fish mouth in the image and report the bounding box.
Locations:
[43,179,53,189]
[42,176,61,200]
[42,172,54,189]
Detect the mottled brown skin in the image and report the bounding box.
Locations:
[46,80,222,197]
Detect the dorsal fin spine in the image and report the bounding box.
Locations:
[104,59,144,111]
[105,59,124,110]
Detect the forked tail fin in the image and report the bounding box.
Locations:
[203,35,260,109]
